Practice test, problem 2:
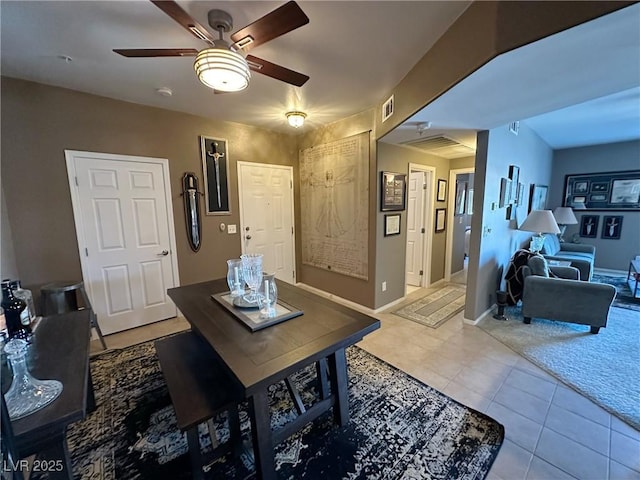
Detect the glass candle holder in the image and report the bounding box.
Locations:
[258,274,278,318]
[241,254,263,304]
[226,259,245,297]
[3,338,63,420]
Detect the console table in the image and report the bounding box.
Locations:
[627,259,640,298]
[1,310,93,479]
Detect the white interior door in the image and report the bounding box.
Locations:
[406,170,426,286]
[238,162,295,284]
[66,151,178,335]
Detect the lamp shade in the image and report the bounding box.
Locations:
[519,210,561,234]
[194,47,250,92]
[553,207,578,225]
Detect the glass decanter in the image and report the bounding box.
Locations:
[3,338,63,420]
[258,273,278,319]
[241,253,263,304]
[226,259,245,298]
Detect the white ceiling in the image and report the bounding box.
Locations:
[0,0,470,133]
[2,2,638,149]
[382,3,640,154]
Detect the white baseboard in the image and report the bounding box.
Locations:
[464,304,496,326]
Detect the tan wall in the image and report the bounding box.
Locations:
[295,109,377,308]
[1,77,297,296]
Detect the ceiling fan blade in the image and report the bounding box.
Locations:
[230,1,309,51]
[150,0,215,44]
[246,55,309,87]
[113,48,199,58]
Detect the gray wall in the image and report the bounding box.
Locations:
[375,142,450,308]
[467,123,553,320]
[549,140,640,270]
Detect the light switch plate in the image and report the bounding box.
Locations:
[227,224,237,234]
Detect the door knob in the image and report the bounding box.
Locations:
[245,235,252,240]
[158,250,169,256]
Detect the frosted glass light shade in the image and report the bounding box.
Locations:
[286,111,306,128]
[194,48,250,92]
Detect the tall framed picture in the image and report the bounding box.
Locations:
[437,179,447,202]
[435,208,446,232]
[601,216,623,239]
[381,172,406,211]
[529,184,548,212]
[579,215,599,238]
[200,136,230,215]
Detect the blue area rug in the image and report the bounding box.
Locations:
[52,341,504,479]
[479,305,640,430]
[592,273,640,311]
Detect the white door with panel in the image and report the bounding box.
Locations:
[238,162,295,284]
[406,170,426,286]
[66,151,178,335]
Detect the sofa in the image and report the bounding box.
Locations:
[521,256,616,334]
[540,234,595,281]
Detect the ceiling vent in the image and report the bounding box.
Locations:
[400,134,475,159]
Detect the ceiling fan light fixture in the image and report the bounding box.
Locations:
[286,111,306,128]
[194,47,250,92]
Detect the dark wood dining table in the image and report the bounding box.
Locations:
[167,278,380,480]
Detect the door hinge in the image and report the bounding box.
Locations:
[419,270,424,276]
[291,226,294,234]
[75,176,79,186]
[85,248,89,257]
[421,227,425,234]
[423,183,427,190]
[290,180,293,189]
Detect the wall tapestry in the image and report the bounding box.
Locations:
[300,131,370,280]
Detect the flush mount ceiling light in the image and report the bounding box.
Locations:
[286,111,307,128]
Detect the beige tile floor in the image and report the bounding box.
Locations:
[91,272,640,480]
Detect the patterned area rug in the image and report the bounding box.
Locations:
[592,273,640,312]
[393,284,466,328]
[479,305,640,430]
[44,340,504,479]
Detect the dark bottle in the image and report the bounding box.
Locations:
[1,280,31,341]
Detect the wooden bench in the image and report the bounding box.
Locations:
[155,331,243,479]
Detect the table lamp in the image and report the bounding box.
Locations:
[552,207,578,242]
[519,210,561,252]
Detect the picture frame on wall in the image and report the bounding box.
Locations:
[579,215,599,238]
[563,170,640,210]
[384,214,401,236]
[200,136,231,215]
[437,179,447,202]
[499,178,512,208]
[455,180,467,216]
[528,184,548,212]
[435,208,446,232]
[380,171,407,211]
[601,215,623,239]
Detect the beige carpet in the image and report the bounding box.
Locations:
[392,284,466,328]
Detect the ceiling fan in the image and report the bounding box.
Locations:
[114,0,309,92]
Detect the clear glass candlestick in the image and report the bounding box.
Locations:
[226,259,245,297]
[258,274,278,318]
[3,338,63,420]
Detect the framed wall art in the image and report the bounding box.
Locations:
[528,184,548,212]
[563,170,640,211]
[435,208,446,232]
[437,179,447,202]
[381,171,406,211]
[384,214,401,236]
[455,180,467,216]
[601,215,623,239]
[579,215,599,238]
[200,136,230,215]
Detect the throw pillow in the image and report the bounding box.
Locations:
[541,234,560,256]
[528,256,550,277]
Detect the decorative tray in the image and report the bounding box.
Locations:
[211,292,304,332]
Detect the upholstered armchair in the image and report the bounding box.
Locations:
[521,256,616,334]
[540,234,595,281]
